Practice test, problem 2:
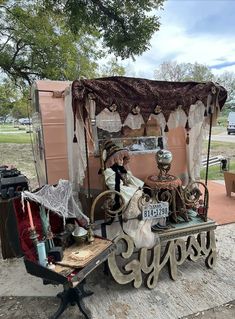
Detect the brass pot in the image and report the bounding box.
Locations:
[72,227,88,245]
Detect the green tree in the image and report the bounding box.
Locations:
[0,80,19,122]
[0,80,30,121]
[98,58,125,77]
[0,1,102,84]
[216,71,235,110]
[187,62,214,82]
[0,0,164,85]
[10,87,29,119]
[154,61,189,81]
[154,61,214,82]
[44,0,164,59]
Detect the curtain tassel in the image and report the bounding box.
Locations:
[185,119,191,144]
[185,119,190,131]
[186,132,190,145]
[164,124,169,132]
[73,133,78,143]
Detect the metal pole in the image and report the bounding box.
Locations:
[84,123,91,200]
[203,109,213,222]
[205,112,213,186]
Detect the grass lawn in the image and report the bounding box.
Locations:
[210,125,226,135]
[200,160,235,180]
[0,124,27,131]
[0,132,31,143]
[202,140,235,157]
[201,139,235,179]
[0,124,31,143]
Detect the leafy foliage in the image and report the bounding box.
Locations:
[0,80,29,120]
[0,1,102,84]
[216,72,235,110]
[98,57,125,77]
[0,81,16,121]
[44,0,164,59]
[0,0,164,85]
[154,61,214,82]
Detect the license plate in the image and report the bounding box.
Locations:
[142,202,169,220]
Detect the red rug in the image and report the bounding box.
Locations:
[207,181,235,225]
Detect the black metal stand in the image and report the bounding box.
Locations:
[49,280,93,319]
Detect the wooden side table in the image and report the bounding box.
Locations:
[23,238,116,319]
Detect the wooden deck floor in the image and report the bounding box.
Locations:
[207,180,235,225]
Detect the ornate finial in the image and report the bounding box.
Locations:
[87,224,95,244]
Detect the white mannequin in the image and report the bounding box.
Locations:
[96,103,122,132]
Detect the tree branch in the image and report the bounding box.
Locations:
[11,40,28,65]
[90,0,126,32]
[0,36,12,52]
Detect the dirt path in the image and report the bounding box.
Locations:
[0,294,234,318]
[181,300,235,319]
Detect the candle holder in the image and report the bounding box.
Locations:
[36,241,47,267]
[29,228,39,246]
[87,224,95,244]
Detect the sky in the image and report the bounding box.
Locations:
[123,0,235,79]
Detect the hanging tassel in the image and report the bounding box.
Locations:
[208,106,212,115]
[164,123,169,132]
[204,108,208,117]
[185,119,190,131]
[73,133,78,143]
[186,132,190,145]
[185,119,190,144]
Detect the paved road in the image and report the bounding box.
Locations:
[207,131,235,143]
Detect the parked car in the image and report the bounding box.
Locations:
[227,112,235,135]
[18,118,32,125]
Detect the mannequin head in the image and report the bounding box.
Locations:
[154,105,162,114]
[108,103,118,113]
[131,105,141,115]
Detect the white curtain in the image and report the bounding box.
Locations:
[64,86,87,189]
[186,101,207,181]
